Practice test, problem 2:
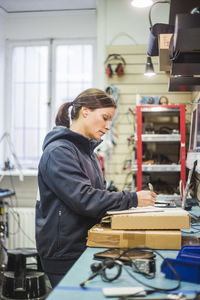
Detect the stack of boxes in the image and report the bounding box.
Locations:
[87,208,190,250]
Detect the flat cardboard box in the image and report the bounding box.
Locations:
[87,225,182,250]
[159,33,173,71]
[103,208,190,230]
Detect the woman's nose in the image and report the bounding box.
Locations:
[105,121,111,130]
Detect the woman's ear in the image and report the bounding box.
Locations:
[81,106,89,118]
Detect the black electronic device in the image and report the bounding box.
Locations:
[93,248,156,276]
[169,0,200,25]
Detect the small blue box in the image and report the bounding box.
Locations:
[161,257,200,284]
[161,245,200,284]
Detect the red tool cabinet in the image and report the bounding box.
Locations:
[134,105,186,194]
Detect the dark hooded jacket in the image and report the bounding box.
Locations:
[36,126,138,274]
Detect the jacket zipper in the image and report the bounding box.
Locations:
[57,210,61,249]
[92,155,104,185]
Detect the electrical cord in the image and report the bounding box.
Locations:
[7,207,20,235]
[117,247,181,293]
[80,258,123,287]
[105,85,119,146]
[80,247,181,293]
[148,0,170,28]
[117,249,155,279]
[8,205,35,244]
[8,173,19,207]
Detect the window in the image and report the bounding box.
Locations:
[5,40,94,169]
[55,44,94,113]
[11,45,48,168]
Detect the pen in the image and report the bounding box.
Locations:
[148,183,153,192]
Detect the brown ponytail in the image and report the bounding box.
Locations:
[55,102,73,127]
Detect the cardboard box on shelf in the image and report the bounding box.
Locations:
[159,33,173,71]
[102,208,190,230]
[87,225,182,250]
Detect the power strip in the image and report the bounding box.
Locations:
[102,287,146,297]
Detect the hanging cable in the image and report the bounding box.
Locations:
[105,85,119,146]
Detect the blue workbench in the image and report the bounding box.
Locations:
[47,207,200,300]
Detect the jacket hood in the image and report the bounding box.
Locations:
[42,126,102,154]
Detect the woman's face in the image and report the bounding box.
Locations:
[82,106,116,140]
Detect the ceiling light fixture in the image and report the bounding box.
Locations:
[131,0,153,8]
[144,56,156,76]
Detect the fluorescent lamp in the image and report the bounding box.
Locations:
[131,0,153,8]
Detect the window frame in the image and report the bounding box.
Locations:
[4,38,96,169]
[51,38,96,127]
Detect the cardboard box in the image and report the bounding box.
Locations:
[102,208,190,230]
[87,225,182,250]
[159,33,173,71]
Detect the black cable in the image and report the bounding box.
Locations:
[8,173,19,207]
[148,0,170,28]
[117,247,181,293]
[7,205,20,235]
[83,247,181,293]
[7,205,35,244]
[80,259,123,287]
[101,259,123,282]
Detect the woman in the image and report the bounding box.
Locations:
[36,88,156,288]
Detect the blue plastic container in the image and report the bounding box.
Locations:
[161,246,200,284]
[177,245,200,262]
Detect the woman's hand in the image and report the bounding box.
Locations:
[136,190,157,207]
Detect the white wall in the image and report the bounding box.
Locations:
[104,0,169,45]
[4,10,96,40]
[96,0,170,87]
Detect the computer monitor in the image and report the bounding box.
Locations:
[197,104,200,149]
[188,102,200,152]
[186,101,200,170]
[189,106,197,151]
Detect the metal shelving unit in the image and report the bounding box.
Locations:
[134,105,186,193]
[132,164,181,172]
[141,134,181,142]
